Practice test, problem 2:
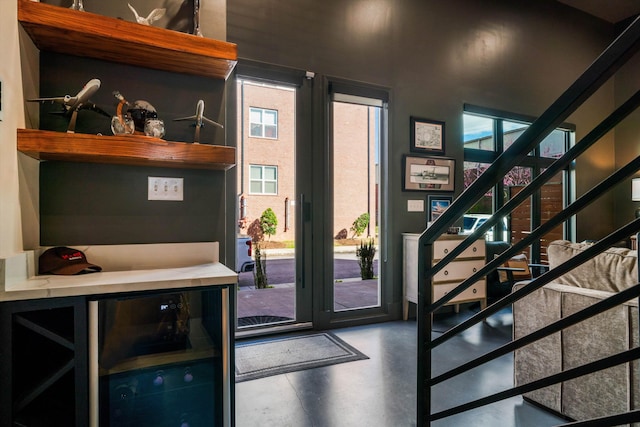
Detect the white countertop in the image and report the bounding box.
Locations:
[0,242,238,302]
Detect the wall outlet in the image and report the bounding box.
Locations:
[148,177,183,201]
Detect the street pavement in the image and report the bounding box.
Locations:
[237,257,378,288]
[237,254,380,322]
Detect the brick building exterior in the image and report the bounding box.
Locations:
[237,80,377,242]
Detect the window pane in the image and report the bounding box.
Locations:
[264,181,277,194]
[265,125,277,139]
[463,114,494,151]
[539,170,565,263]
[250,166,262,179]
[505,166,532,250]
[250,123,262,137]
[540,129,566,159]
[264,167,277,180]
[250,181,262,193]
[463,161,489,188]
[463,161,493,213]
[264,110,277,125]
[503,120,530,153]
[463,161,495,239]
[503,166,532,188]
[250,108,262,123]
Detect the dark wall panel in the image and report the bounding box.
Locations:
[37,52,230,247]
[227,0,619,312]
[613,40,640,229]
[38,52,226,144]
[228,0,615,238]
[40,162,226,245]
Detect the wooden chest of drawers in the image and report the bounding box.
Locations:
[402,233,486,320]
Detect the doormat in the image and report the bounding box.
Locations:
[235,331,368,382]
[237,315,293,327]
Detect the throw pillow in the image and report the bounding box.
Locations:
[547,240,637,292]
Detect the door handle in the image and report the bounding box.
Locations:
[298,193,306,289]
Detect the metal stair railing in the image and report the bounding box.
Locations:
[428,224,640,419]
[431,159,640,346]
[417,14,640,426]
[431,89,640,287]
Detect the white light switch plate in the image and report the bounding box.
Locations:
[148,177,184,201]
[407,199,424,212]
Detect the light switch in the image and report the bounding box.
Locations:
[148,176,184,201]
[407,199,424,212]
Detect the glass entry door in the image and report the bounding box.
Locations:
[235,72,389,331]
[329,90,386,317]
[235,76,311,334]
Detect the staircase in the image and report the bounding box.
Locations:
[418,14,640,426]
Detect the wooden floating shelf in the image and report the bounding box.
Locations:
[17,129,236,170]
[18,0,237,79]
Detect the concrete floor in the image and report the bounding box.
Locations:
[235,308,567,427]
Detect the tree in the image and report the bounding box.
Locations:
[350,213,370,238]
[252,208,278,289]
[260,208,278,240]
[253,244,269,289]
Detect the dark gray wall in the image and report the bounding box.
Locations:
[37,49,230,248]
[38,52,226,142]
[614,34,640,229]
[34,0,625,317]
[227,0,619,315]
[40,162,227,245]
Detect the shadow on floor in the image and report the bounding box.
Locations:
[235,307,567,427]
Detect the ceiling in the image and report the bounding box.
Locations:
[557,0,640,24]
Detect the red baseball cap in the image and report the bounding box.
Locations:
[38,247,102,275]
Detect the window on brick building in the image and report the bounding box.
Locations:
[249,165,278,194]
[250,107,278,139]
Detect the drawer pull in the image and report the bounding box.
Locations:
[473,288,477,294]
[473,247,477,252]
[444,270,449,276]
[473,267,477,273]
[444,249,449,254]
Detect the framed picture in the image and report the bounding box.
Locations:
[428,195,452,222]
[410,116,445,154]
[403,155,455,192]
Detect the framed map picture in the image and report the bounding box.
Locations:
[410,116,445,155]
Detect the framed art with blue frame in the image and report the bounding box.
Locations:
[428,195,452,222]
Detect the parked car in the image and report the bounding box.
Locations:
[463,214,507,241]
[463,214,491,234]
[236,235,255,273]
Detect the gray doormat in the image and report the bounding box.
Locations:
[235,331,369,382]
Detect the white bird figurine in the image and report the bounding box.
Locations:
[128,3,166,26]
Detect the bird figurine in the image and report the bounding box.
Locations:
[127,3,166,26]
